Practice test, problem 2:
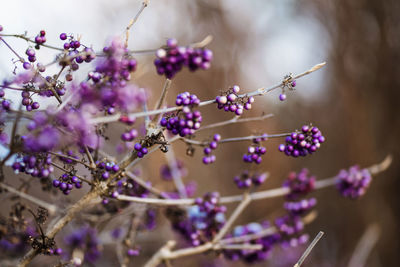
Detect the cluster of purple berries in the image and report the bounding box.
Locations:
[234,171,268,189]
[281,170,317,240]
[64,226,101,264]
[275,215,309,249]
[59,33,81,51]
[52,173,82,195]
[216,85,254,115]
[154,38,213,79]
[25,48,36,63]
[96,160,120,180]
[278,125,325,157]
[284,198,317,216]
[133,142,148,158]
[336,165,372,199]
[243,135,268,164]
[202,134,221,164]
[171,192,226,246]
[160,93,202,137]
[12,153,54,178]
[34,30,46,47]
[223,222,280,263]
[121,128,138,142]
[21,91,39,111]
[223,215,308,263]
[283,169,316,200]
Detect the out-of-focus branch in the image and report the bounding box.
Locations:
[348,224,381,267]
[0,182,58,215]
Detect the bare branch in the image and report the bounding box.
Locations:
[0,182,58,215]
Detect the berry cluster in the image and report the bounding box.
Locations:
[171,192,226,246]
[275,215,309,249]
[242,135,268,164]
[95,160,120,180]
[12,153,54,178]
[121,128,138,142]
[160,93,202,137]
[34,30,46,47]
[278,125,325,157]
[280,169,317,243]
[23,113,60,152]
[282,169,316,200]
[154,38,213,79]
[133,142,148,158]
[73,38,143,114]
[336,165,372,199]
[25,48,36,63]
[216,85,254,115]
[64,226,101,264]
[283,198,317,216]
[52,173,82,195]
[202,134,221,164]
[223,222,281,263]
[59,33,81,51]
[233,171,268,189]
[21,91,40,111]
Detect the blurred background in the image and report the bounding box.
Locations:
[1,0,399,266]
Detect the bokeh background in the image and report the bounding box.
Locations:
[1,0,399,266]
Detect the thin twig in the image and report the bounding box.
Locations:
[294,231,324,267]
[50,162,93,185]
[89,62,326,125]
[0,182,58,215]
[197,113,274,132]
[182,132,290,146]
[164,145,187,198]
[124,0,149,47]
[84,146,96,169]
[150,79,171,125]
[48,151,92,169]
[117,155,392,206]
[0,37,25,62]
[213,193,251,243]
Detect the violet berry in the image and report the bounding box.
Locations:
[216,85,254,115]
[283,169,316,200]
[279,124,325,157]
[336,165,372,199]
[202,134,221,164]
